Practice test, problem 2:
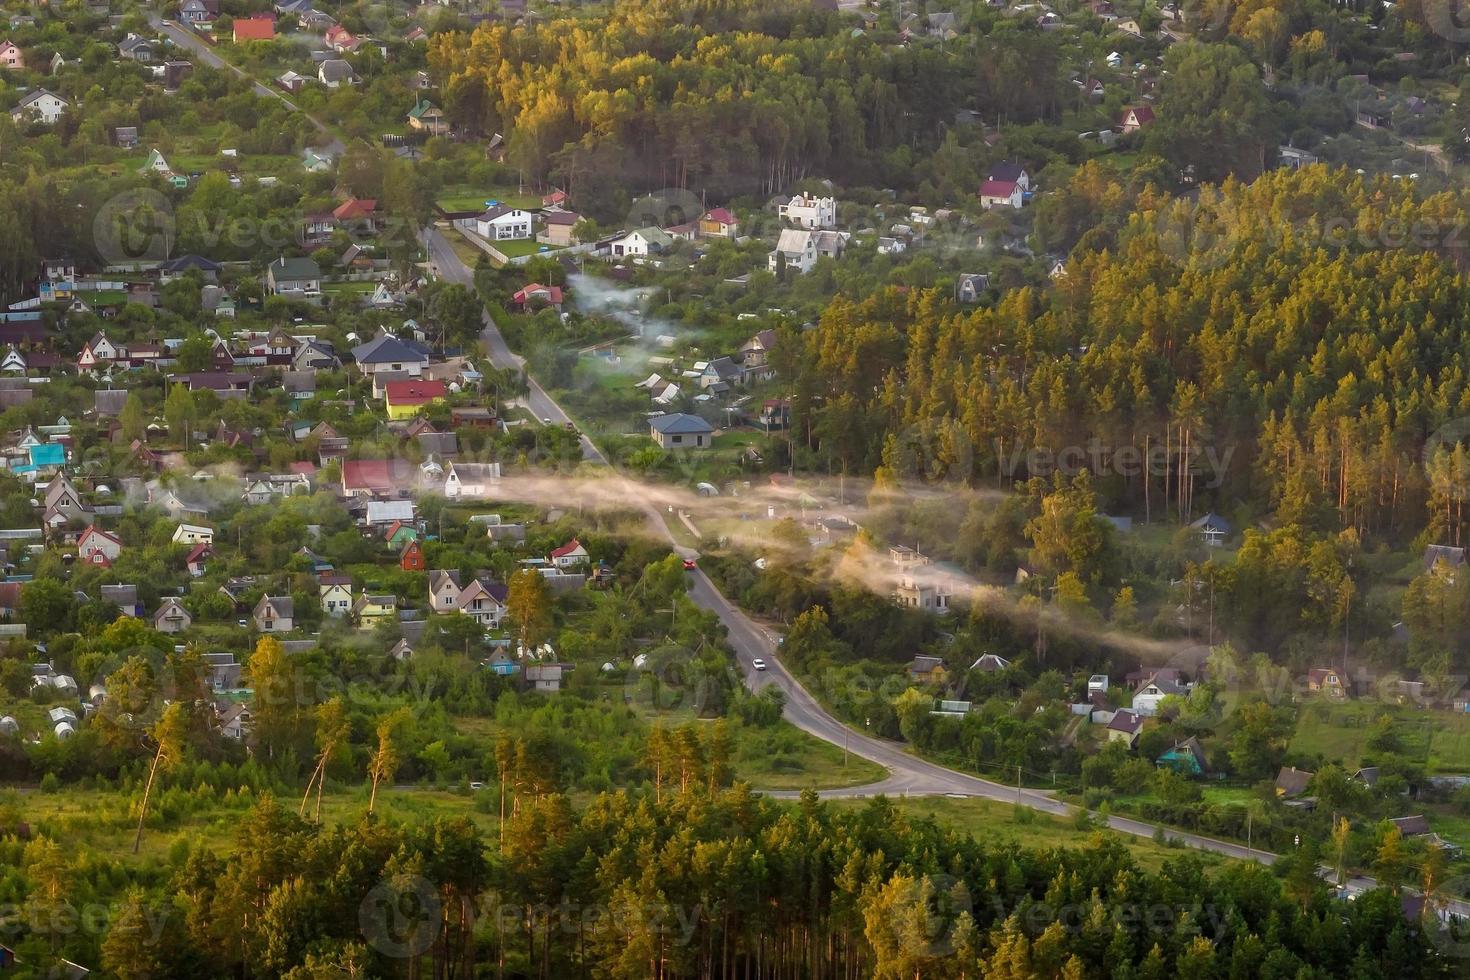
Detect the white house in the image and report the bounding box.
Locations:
[320,581,354,617]
[153,597,192,634]
[610,227,673,258]
[769,229,817,274]
[778,194,837,229]
[455,578,507,627]
[444,461,501,498]
[11,89,68,125]
[476,205,532,241]
[253,595,294,633]
[77,526,122,564]
[550,539,588,569]
[171,523,214,546]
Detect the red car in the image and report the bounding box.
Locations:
[682,558,697,570]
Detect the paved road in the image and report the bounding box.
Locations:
[151,16,345,156]
[422,225,603,461]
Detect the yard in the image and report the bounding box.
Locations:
[436,186,543,213]
[1289,700,1470,773]
[494,238,563,259]
[824,795,1232,873]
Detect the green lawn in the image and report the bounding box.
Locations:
[437,187,543,212]
[1289,700,1470,773]
[495,238,562,259]
[731,722,887,790]
[825,795,1231,873]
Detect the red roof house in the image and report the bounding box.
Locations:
[400,538,425,571]
[233,18,275,42]
[512,283,563,310]
[1120,105,1155,132]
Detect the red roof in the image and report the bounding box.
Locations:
[342,459,396,492]
[233,18,275,41]
[704,207,736,225]
[288,461,317,477]
[542,190,568,206]
[384,379,447,406]
[79,526,122,549]
[550,538,584,559]
[1123,105,1155,126]
[513,283,563,306]
[186,542,212,563]
[333,198,377,221]
[980,179,1019,199]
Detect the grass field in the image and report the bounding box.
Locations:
[1290,701,1470,773]
[824,795,1230,873]
[436,187,543,212]
[6,785,493,864]
[495,238,562,259]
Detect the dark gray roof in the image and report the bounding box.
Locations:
[649,413,713,435]
[269,255,320,281]
[350,334,429,365]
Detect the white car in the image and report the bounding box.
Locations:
[752,659,767,671]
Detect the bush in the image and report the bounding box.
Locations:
[38,772,60,794]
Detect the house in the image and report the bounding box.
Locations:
[539,210,581,247]
[908,656,948,684]
[1423,544,1467,575]
[428,569,463,613]
[219,703,252,740]
[1120,105,1155,133]
[1188,512,1232,547]
[979,177,1023,210]
[550,539,588,569]
[341,459,414,497]
[699,207,739,239]
[384,520,418,550]
[266,256,322,298]
[233,17,276,42]
[352,594,397,622]
[444,461,500,498]
[1107,709,1143,747]
[77,526,122,565]
[158,254,221,283]
[1131,672,1187,716]
[956,273,990,303]
[525,663,572,692]
[320,580,353,617]
[179,0,214,23]
[331,198,379,235]
[118,34,155,62]
[318,59,356,88]
[778,194,837,229]
[970,654,1011,672]
[185,542,212,577]
[769,228,818,274]
[649,413,714,450]
[700,356,742,391]
[384,379,447,420]
[1278,145,1320,170]
[1157,737,1207,775]
[610,227,672,257]
[114,126,139,149]
[171,523,213,546]
[475,205,533,241]
[0,41,22,70]
[407,99,449,135]
[1307,667,1350,699]
[456,578,507,626]
[400,538,425,571]
[895,573,952,613]
[100,584,143,617]
[1275,766,1315,799]
[253,595,294,633]
[512,283,563,311]
[278,69,309,94]
[11,89,68,126]
[153,597,192,634]
[364,500,415,528]
[350,334,429,378]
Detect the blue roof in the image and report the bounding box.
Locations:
[27,444,64,467]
